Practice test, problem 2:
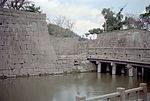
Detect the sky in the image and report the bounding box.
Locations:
[31,0,150,37]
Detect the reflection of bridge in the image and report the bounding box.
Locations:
[86,47,150,77]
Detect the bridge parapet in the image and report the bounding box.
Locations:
[87,47,150,64]
[76,83,147,101]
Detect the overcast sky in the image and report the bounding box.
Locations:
[32,0,150,36]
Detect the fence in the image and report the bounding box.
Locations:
[76,83,147,101]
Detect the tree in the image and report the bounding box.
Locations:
[25,3,41,13]
[6,0,30,10]
[101,8,127,32]
[85,33,89,37]
[53,15,75,31]
[0,0,7,8]
[89,28,103,35]
[140,5,150,18]
[53,16,66,27]
[124,16,143,29]
[0,0,42,13]
[64,18,75,30]
[140,5,150,30]
[102,8,115,32]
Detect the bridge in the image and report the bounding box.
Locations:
[86,47,150,77]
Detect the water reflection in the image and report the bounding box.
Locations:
[0,73,149,101]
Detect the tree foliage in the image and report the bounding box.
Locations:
[25,4,41,13]
[101,8,127,32]
[124,16,143,29]
[47,23,78,37]
[4,0,30,10]
[140,5,150,18]
[85,33,89,37]
[88,5,150,35]
[89,28,103,35]
[0,0,41,13]
[0,0,7,8]
[123,5,150,31]
[140,5,150,30]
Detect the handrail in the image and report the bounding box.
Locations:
[76,83,147,101]
[125,87,143,94]
[86,92,120,101]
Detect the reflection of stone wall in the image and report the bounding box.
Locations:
[0,8,59,77]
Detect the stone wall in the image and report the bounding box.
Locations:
[57,55,96,73]
[92,29,150,48]
[50,37,96,72]
[50,37,79,55]
[87,29,150,63]
[0,8,61,77]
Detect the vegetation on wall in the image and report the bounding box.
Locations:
[25,3,41,13]
[102,7,127,32]
[88,28,103,35]
[123,5,150,30]
[140,5,150,30]
[88,4,150,37]
[0,0,41,13]
[47,16,79,38]
[87,7,127,35]
[52,15,75,31]
[47,23,79,38]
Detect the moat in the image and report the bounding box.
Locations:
[0,72,150,101]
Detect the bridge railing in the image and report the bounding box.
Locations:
[76,83,147,101]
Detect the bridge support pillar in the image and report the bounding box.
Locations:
[121,68,125,74]
[106,64,110,72]
[111,62,116,75]
[142,67,144,77]
[127,64,134,77]
[134,67,137,77]
[97,62,101,73]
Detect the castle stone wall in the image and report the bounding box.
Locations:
[87,29,150,63]
[50,37,79,55]
[50,37,96,72]
[0,8,60,77]
[94,29,150,48]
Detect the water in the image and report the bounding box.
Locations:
[0,73,150,101]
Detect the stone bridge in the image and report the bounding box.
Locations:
[86,47,150,77]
